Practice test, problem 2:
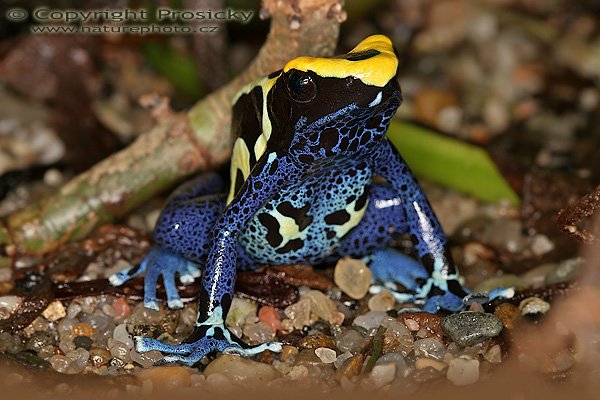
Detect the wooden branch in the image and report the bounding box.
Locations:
[0,0,344,263]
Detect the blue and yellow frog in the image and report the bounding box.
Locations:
[111,35,506,365]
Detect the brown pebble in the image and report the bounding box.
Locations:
[298,333,336,350]
[293,349,324,368]
[335,354,364,381]
[398,312,444,338]
[136,366,192,391]
[89,347,111,367]
[279,345,299,362]
[494,303,521,330]
[382,334,401,354]
[73,323,95,337]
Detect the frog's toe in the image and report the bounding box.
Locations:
[423,291,465,313]
[108,258,148,286]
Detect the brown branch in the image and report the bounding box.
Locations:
[0,0,344,263]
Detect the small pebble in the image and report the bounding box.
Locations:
[25,331,55,352]
[73,336,93,350]
[353,311,387,331]
[376,353,408,377]
[288,365,309,380]
[299,333,336,350]
[42,301,66,322]
[258,306,282,332]
[329,311,345,326]
[283,298,311,330]
[73,323,95,337]
[416,358,447,371]
[336,329,365,353]
[243,321,274,344]
[334,257,372,299]
[441,312,504,347]
[225,297,258,328]
[530,234,554,256]
[413,337,445,360]
[130,349,163,368]
[89,348,111,367]
[113,324,133,349]
[315,347,337,364]
[518,297,550,315]
[113,298,131,318]
[203,355,280,387]
[368,290,396,312]
[404,319,420,331]
[484,344,502,364]
[446,357,479,386]
[109,339,131,361]
[301,290,336,321]
[333,351,353,369]
[66,303,82,319]
[368,363,396,390]
[279,345,299,362]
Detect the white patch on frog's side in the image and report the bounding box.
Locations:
[332,193,369,238]
[227,138,251,204]
[369,91,383,107]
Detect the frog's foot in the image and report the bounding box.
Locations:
[366,248,430,292]
[108,246,201,310]
[135,324,282,366]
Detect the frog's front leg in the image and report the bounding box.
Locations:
[373,140,470,312]
[135,152,300,365]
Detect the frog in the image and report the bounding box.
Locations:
[110,35,511,365]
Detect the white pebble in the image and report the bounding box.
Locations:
[368,363,396,390]
[519,297,550,315]
[446,357,479,385]
[352,311,387,331]
[314,347,337,364]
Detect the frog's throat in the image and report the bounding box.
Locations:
[283,34,398,87]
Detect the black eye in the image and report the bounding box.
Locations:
[285,70,317,103]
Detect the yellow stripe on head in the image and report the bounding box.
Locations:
[283,35,398,87]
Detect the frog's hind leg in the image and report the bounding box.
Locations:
[332,184,466,311]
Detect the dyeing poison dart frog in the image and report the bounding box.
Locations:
[110,35,511,365]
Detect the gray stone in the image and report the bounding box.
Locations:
[441,312,503,347]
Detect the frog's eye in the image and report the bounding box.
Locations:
[285,70,317,103]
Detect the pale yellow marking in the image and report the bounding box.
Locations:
[273,210,307,244]
[333,196,369,238]
[227,138,251,204]
[255,77,278,160]
[283,35,398,87]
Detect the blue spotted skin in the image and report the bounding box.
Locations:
[109,36,507,365]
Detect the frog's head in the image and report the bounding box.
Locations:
[272,35,402,163]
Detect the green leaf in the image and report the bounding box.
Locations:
[386,121,520,205]
[142,43,203,99]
